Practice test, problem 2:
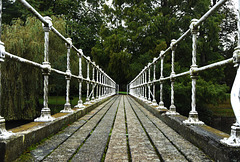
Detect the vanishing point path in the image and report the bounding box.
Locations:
[16,95,213,162]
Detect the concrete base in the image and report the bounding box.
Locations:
[131,95,240,162]
[166,105,179,115]
[221,123,240,147]
[34,108,55,122]
[183,111,204,125]
[0,96,113,162]
[61,103,74,113]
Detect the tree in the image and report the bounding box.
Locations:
[92,0,236,123]
[1,16,70,120]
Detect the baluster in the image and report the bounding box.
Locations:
[96,66,99,100]
[144,68,147,101]
[75,49,85,109]
[35,16,55,121]
[166,39,179,115]
[85,57,90,105]
[151,58,158,106]
[61,38,73,113]
[157,51,167,110]
[99,69,102,100]
[0,0,13,138]
[183,19,204,125]
[147,63,152,104]
[221,0,240,146]
[137,77,139,98]
[141,75,143,98]
[103,73,105,98]
[91,62,95,103]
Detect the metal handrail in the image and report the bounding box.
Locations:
[129,0,240,146]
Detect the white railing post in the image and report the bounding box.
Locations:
[183,19,204,125]
[61,38,74,113]
[96,66,99,100]
[75,49,85,109]
[147,63,152,104]
[144,68,148,101]
[157,51,167,110]
[221,0,240,146]
[151,58,158,106]
[91,62,95,103]
[166,39,179,115]
[99,69,102,99]
[141,74,144,100]
[0,0,13,137]
[35,16,55,121]
[85,57,91,105]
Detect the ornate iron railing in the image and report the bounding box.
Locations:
[128,0,240,146]
[0,0,117,139]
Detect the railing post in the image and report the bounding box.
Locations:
[151,58,158,106]
[75,49,85,109]
[0,0,13,137]
[183,19,204,125]
[99,69,102,100]
[166,39,179,115]
[91,62,95,103]
[96,66,99,100]
[103,72,106,97]
[35,16,55,122]
[221,0,240,146]
[141,74,144,100]
[144,67,147,101]
[85,57,91,105]
[157,51,167,110]
[147,63,152,104]
[61,38,74,113]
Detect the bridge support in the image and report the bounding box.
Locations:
[183,19,204,125]
[35,17,55,122]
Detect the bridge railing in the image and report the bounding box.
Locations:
[128,0,240,147]
[0,0,117,139]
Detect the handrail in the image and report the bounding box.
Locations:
[129,0,240,146]
[0,0,117,139]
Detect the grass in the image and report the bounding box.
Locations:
[118,91,128,95]
[207,98,234,117]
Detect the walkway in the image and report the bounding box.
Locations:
[16,95,212,162]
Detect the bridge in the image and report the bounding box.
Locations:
[0,0,240,161]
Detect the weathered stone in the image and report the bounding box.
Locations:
[71,96,120,162]
[105,96,128,162]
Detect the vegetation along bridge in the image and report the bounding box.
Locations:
[0,0,240,161]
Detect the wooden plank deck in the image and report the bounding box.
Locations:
[15,95,212,162]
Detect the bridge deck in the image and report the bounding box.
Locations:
[16,95,212,162]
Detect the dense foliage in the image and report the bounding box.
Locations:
[0,0,237,122]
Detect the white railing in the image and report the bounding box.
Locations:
[128,0,240,147]
[0,0,116,139]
